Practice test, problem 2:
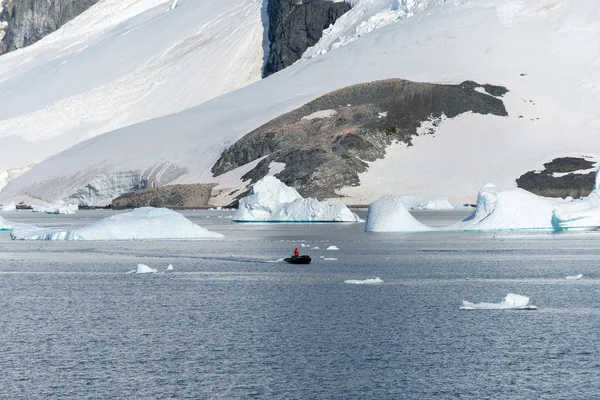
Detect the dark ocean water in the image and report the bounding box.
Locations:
[0,210,598,399]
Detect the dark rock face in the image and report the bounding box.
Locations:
[0,0,99,55]
[517,157,597,198]
[263,0,350,77]
[111,184,217,210]
[212,78,509,199]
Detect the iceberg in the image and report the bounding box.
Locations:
[326,245,339,250]
[166,264,174,271]
[131,264,158,274]
[449,185,561,232]
[11,207,223,240]
[460,293,537,310]
[1,201,17,212]
[365,184,572,232]
[365,196,432,232]
[565,274,583,280]
[552,190,600,231]
[32,204,78,215]
[233,177,361,222]
[344,277,383,285]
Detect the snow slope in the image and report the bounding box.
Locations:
[3,0,600,205]
[0,0,265,190]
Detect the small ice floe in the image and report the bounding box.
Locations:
[301,243,307,247]
[312,246,320,250]
[460,293,537,310]
[326,245,339,251]
[165,264,174,272]
[344,278,383,285]
[128,264,158,274]
[565,274,583,280]
[324,257,338,261]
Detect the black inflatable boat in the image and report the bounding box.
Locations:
[284,255,312,264]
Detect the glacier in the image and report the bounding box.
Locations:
[460,293,537,310]
[2,0,600,205]
[32,204,78,215]
[233,177,361,222]
[1,201,16,211]
[10,207,223,240]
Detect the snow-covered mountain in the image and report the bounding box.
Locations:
[2,0,599,206]
[0,0,265,189]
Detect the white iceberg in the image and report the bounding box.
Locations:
[130,264,158,274]
[324,257,338,261]
[365,184,571,233]
[565,274,583,280]
[1,201,17,212]
[233,177,361,222]
[365,196,432,232]
[11,207,223,240]
[460,293,537,310]
[166,264,174,271]
[449,185,561,232]
[552,190,600,231]
[0,216,13,230]
[32,203,78,215]
[344,277,383,285]
[326,245,339,250]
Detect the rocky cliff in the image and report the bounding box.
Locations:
[516,157,597,198]
[212,79,509,200]
[263,0,350,77]
[0,0,98,54]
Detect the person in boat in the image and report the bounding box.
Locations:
[293,248,300,257]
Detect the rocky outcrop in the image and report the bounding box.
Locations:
[111,184,217,209]
[263,0,350,77]
[0,0,99,55]
[516,157,597,198]
[212,79,508,199]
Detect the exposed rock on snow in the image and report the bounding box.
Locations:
[0,0,100,54]
[344,277,383,284]
[111,183,216,209]
[460,293,537,310]
[365,195,431,232]
[32,204,78,215]
[11,207,223,240]
[263,0,350,76]
[213,79,508,199]
[234,177,361,222]
[517,157,597,199]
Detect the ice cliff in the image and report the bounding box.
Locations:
[234,177,361,222]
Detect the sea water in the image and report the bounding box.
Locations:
[0,210,598,398]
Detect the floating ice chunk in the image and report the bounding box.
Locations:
[134,264,157,274]
[1,202,16,212]
[552,188,600,231]
[365,196,432,232]
[312,246,320,250]
[234,177,361,222]
[11,207,223,240]
[460,293,537,310]
[565,274,583,280]
[326,245,339,250]
[32,203,78,215]
[344,277,383,285]
[301,243,307,247]
[0,216,31,231]
[166,264,174,271]
[324,257,338,261]
[450,186,560,231]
